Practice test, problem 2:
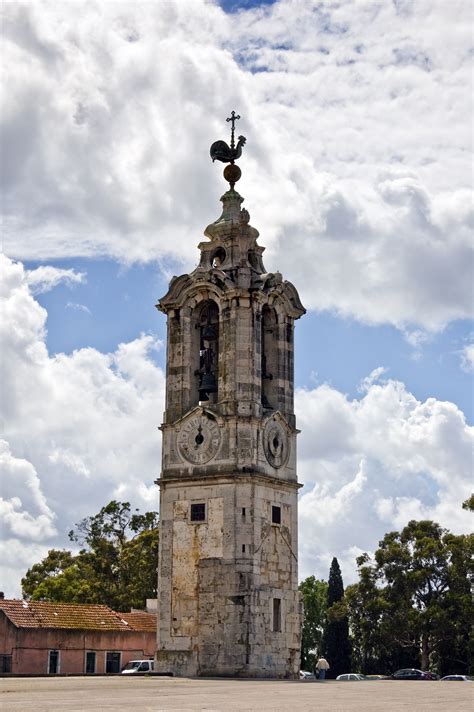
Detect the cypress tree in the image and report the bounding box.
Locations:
[322,557,351,677]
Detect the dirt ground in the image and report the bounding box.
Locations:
[1,675,473,712]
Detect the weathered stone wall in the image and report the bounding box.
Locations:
[156,185,305,678]
[155,477,300,677]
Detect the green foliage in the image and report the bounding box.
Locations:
[346,520,474,675]
[298,576,328,670]
[462,494,474,512]
[22,501,159,611]
[322,557,351,677]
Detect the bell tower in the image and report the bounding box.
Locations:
[155,113,305,678]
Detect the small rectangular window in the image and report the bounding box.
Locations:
[242,544,246,553]
[48,650,60,674]
[272,505,281,525]
[105,651,121,674]
[191,503,206,522]
[273,598,281,633]
[1,655,12,673]
[85,651,96,674]
[242,507,246,518]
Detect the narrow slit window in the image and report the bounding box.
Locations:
[273,598,281,632]
[272,505,281,525]
[242,544,246,553]
[191,503,206,522]
[242,507,246,518]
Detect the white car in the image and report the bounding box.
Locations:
[299,670,314,680]
[121,660,154,674]
[336,673,368,681]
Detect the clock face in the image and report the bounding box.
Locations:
[263,419,289,469]
[177,414,221,465]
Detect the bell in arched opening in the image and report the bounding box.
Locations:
[196,300,219,404]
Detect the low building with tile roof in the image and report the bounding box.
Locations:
[0,598,157,675]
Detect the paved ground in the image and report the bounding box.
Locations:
[1,676,472,712]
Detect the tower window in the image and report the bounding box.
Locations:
[242,544,246,553]
[261,306,278,409]
[242,507,246,518]
[272,505,281,525]
[190,503,206,522]
[196,301,219,405]
[272,598,281,632]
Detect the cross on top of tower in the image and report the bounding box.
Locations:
[226,110,240,150]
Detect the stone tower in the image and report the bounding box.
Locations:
[155,115,305,678]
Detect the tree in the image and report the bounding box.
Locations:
[344,555,391,674]
[22,501,159,611]
[375,520,473,672]
[346,520,474,675]
[322,557,351,677]
[462,494,474,512]
[299,576,328,670]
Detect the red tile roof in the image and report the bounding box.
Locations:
[120,611,157,632]
[0,600,157,632]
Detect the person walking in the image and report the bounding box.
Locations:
[315,656,330,680]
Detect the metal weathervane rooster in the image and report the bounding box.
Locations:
[210,111,246,164]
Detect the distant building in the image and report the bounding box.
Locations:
[0,599,156,674]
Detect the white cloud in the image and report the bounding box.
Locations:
[1,0,472,331]
[65,301,91,315]
[358,366,387,394]
[0,439,56,539]
[26,266,85,294]
[0,255,165,596]
[296,376,473,583]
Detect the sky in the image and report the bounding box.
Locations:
[1,0,473,598]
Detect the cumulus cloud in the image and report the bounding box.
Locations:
[0,255,165,596]
[296,372,473,583]
[0,440,56,539]
[1,0,472,331]
[26,266,85,294]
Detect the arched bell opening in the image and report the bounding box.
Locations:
[261,305,278,410]
[193,300,220,406]
[211,247,226,269]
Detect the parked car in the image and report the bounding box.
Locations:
[299,670,314,680]
[121,659,154,674]
[365,674,387,680]
[392,669,437,680]
[336,673,368,681]
[440,675,473,681]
